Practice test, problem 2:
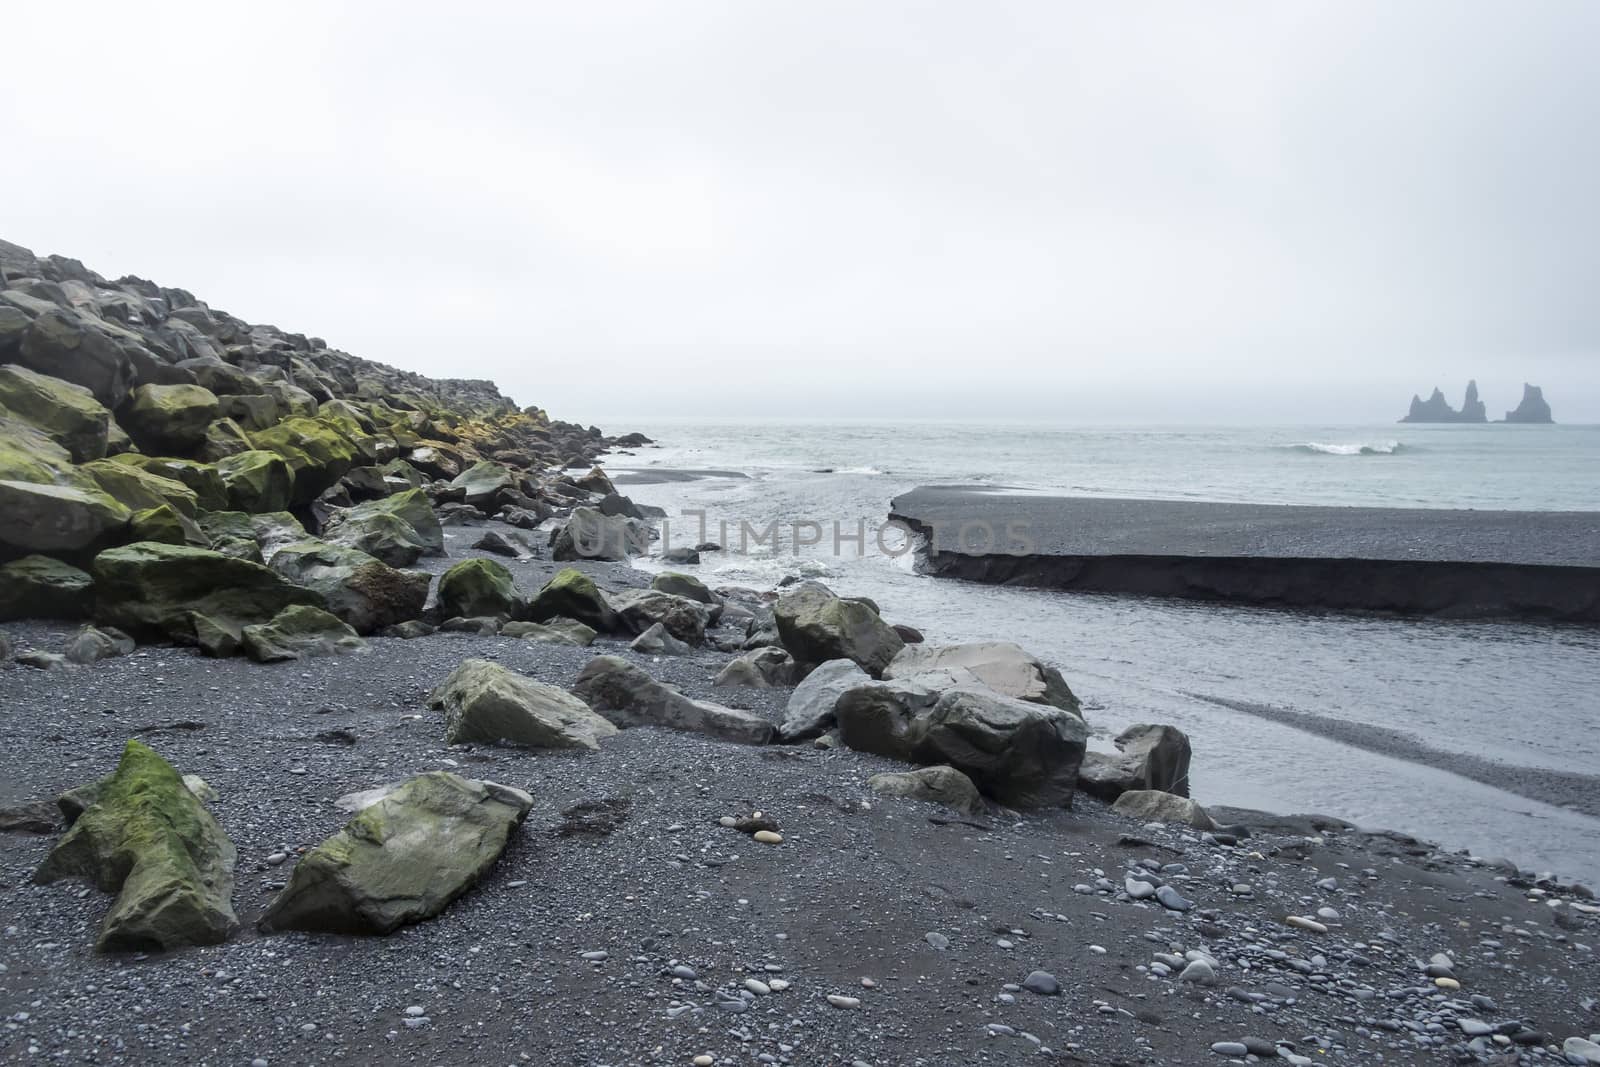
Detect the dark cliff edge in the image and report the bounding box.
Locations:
[888,489,1600,624]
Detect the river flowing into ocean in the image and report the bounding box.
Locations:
[597,420,1600,882]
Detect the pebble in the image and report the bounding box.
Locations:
[1022,970,1060,996]
[1285,915,1327,934]
[826,994,861,1009]
[1155,885,1193,912]
[1434,977,1461,990]
[264,852,288,867]
[581,950,609,962]
[694,1057,714,1067]
[1211,1042,1249,1057]
[1563,1037,1600,1063]
[925,932,950,950]
[752,830,783,844]
[1179,959,1217,985]
[744,978,770,995]
[1125,876,1157,900]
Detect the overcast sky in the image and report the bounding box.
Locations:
[5,2,1597,424]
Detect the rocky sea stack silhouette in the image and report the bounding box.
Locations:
[1503,383,1555,424]
[1399,380,1487,423]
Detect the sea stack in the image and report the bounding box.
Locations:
[1502,383,1554,424]
[1399,380,1487,423]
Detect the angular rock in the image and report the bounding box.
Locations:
[64,625,136,664]
[1112,789,1216,830]
[428,659,618,749]
[630,621,692,655]
[550,506,645,562]
[0,479,131,553]
[610,588,711,644]
[449,460,514,508]
[322,488,443,565]
[500,619,597,646]
[0,364,110,461]
[438,558,519,620]
[249,416,358,505]
[79,458,200,517]
[572,656,775,744]
[258,772,532,935]
[884,641,1080,714]
[652,571,714,603]
[714,647,798,689]
[914,687,1088,808]
[867,765,984,816]
[33,740,237,951]
[0,555,94,620]
[117,383,221,453]
[94,541,320,643]
[215,450,295,513]
[524,567,618,632]
[14,304,139,408]
[267,540,431,634]
[109,455,228,511]
[1078,724,1192,801]
[773,580,904,676]
[241,605,368,663]
[780,658,871,741]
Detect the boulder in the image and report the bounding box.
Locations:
[258,772,532,935]
[658,546,700,565]
[1112,789,1216,830]
[215,450,295,513]
[0,555,94,620]
[241,605,368,663]
[524,568,618,632]
[651,571,715,604]
[33,740,237,951]
[117,383,221,453]
[13,304,139,408]
[199,417,254,462]
[572,656,775,745]
[549,506,644,562]
[1077,724,1192,802]
[630,621,692,655]
[772,581,904,677]
[913,687,1088,808]
[0,364,110,461]
[867,766,985,816]
[79,459,200,517]
[94,542,320,644]
[428,659,618,749]
[322,488,443,564]
[437,558,519,620]
[833,677,943,759]
[473,529,532,558]
[573,466,615,495]
[714,647,798,689]
[500,619,597,646]
[0,478,131,553]
[129,504,210,548]
[108,455,228,511]
[267,540,431,634]
[883,641,1080,715]
[248,416,358,504]
[248,511,310,562]
[610,588,712,644]
[449,460,514,508]
[64,625,136,664]
[779,658,871,740]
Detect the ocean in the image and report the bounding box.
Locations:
[600,421,1600,882]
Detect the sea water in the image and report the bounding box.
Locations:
[600,420,1600,881]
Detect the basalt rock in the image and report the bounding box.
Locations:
[429,659,617,749]
[884,641,1080,715]
[1078,724,1193,801]
[524,568,618,633]
[0,364,111,462]
[1503,382,1554,424]
[438,558,519,620]
[241,605,367,663]
[0,555,95,620]
[772,580,904,677]
[266,540,430,634]
[572,656,775,745]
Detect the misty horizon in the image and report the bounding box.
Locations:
[7,1,1598,425]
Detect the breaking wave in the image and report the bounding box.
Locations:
[1280,440,1408,457]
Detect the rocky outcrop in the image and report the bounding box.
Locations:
[258,772,532,935]
[1399,380,1487,423]
[772,580,904,676]
[1503,383,1554,424]
[572,656,775,745]
[34,741,237,951]
[429,659,618,749]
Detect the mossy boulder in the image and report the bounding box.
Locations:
[241,604,367,663]
[428,659,618,749]
[449,460,514,508]
[199,417,254,462]
[215,450,294,513]
[267,540,431,634]
[0,364,111,462]
[219,393,281,431]
[79,459,199,518]
[0,479,132,553]
[322,488,442,566]
[0,555,95,620]
[500,619,597,646]
[773,580,905,677]
[437,558,519,619]
[129,505,210,548]
[524,567,618,632]
[93,541,321,643]
[108,455,227,511]
[117,383,221,454]
[248,416,359,504]
[258,772,532,935]
[33,740,237,951]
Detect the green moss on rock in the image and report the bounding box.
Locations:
[0,364,111,462]
[438,558,519,619]
[214,450,294,513]
[93,541,321,643]
[117,383,221,454]
[0,555,95,621]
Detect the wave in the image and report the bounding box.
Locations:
[1279,440,1409,457]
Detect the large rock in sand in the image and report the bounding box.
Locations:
[0,555,94,620]
[267,540,430,634]
[1078,724,1192,801]
[322,488,442,565]
[549,506,644,561]
[779,658,869,740]
[524,567,618,632]
[241,605,368,663]
[772,580,904,676]
[572,656,774,744]
[33,740,237,951]
[429,659,618,749]
[437,557,519,620]
[609,588,712,644]
[868,765,985,816]
[258,772,532,935]
[1112,789,1216,830]
[93,541,321,644]
[884,641,1080,714]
